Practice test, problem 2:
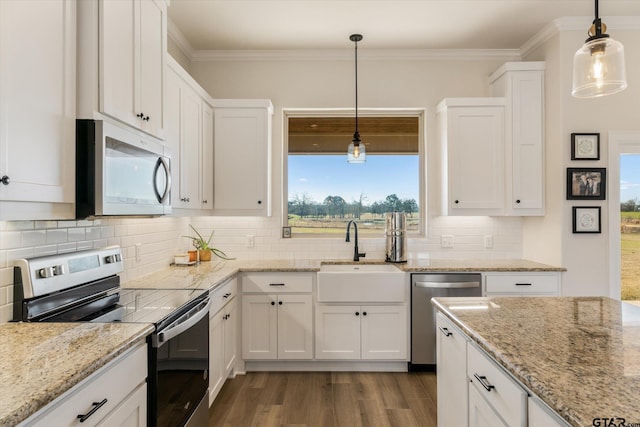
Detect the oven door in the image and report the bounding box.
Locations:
[149,296,210,427]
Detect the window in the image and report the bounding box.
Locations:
[285,111,423,236]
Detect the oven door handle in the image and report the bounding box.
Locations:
[157,297,211,346]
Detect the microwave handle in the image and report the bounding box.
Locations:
[153,157,171,204]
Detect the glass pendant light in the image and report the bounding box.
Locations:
[572,0,627,98]
[347,34,366,163]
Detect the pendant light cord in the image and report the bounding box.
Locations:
[354,38,358,136]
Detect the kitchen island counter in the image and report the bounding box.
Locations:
[0,322,153,426]
[432,296,640,427]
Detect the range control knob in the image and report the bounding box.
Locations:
[37,267,55,278]
[53,265,66,276]
[105,254,122,264]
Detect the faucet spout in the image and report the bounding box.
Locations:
[346,220,366,262]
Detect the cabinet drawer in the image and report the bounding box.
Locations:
[467,343,526,427]
[26,344,147,427]
[242,272,312,293]
[485,273,559,295]
[210,277,238,316]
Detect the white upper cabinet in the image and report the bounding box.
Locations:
[165,57,214,211]
[490,62,545,216]
[438,61,545,217]
[438,98,506,216]
[213,99,273,216]
[0,0,76,220]
[78,0,167,140]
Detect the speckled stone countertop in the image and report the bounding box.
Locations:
[121,258,564,291]
[432,296,640,427]
[0,322,153,426]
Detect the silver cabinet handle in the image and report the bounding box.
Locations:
[473,373,495,392]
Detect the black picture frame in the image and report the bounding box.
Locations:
[566,168,606,200]
[572,206,601,234]
[571,133,600,160]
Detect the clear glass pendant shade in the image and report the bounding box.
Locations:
[347,141,366,163]
[572,37,627,98]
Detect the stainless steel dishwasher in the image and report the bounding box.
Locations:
[409,273,482,371]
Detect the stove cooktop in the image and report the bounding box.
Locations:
[92,287,208,325]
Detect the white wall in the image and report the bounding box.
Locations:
[522,23,640,296]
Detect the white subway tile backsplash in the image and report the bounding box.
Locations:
[85,227,101,241]
[22,230,46,247]
[58,242,77,253]
[57,220,77,228]
[1,231,22,250]
[34,245,58,257]
[67,228,86,241]
[5,221,34,231]
[46,229,68,244]
[35,220,58,229]
[77,241,93,251]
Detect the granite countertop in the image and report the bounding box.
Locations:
[432,296,640,427]
[0,322,153,426]
[121,258,564,291]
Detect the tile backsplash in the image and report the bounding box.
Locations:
[0,214,522,323]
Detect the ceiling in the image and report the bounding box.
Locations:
[167,0,640,52]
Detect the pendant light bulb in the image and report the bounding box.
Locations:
[347,34,366,163]
[572,1,627,98]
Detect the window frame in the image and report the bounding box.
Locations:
[282,108,426,238]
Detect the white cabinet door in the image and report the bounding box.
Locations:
[166,57,214,211]
[242,294,278,360]
[96,383,147,427]
[438,99,506,216]
[137,0,165,139]
[201,101,214,209]
[223,297,238,372]
[528,396,568,427]
[0,0,75,219]
[278,294,313,359]
[213,100,273,216]
[436,313,468,427]
[209,309,225,403]
[490,63,545,216]
[100,0,137,129]
[361,305,407,360]
[99,0,166,139]
[468,382,508,427]
[315,305,361,360]
[177,86,201,208]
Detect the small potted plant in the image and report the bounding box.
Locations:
[183,224,234,262]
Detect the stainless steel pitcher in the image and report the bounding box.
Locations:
[385,212,407,263]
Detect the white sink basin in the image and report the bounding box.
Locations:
[317,263,406,303]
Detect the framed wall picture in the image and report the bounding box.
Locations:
[566,168,606,200]
[572,206,601,233]
[571,133,600,160]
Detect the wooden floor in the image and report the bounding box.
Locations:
[208,371,438,427]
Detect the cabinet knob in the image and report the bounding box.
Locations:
[0,175,9,185]
[454,200,459,204]
[278,301,283,305]
[180,197,190,202]
[203,200,208,204]
[271,301,275,306]
[362,311,367,316]
[136,113,144,119]
[257,200,262,205]
[355,312,360,316]
[516,199,521,204]
[143,116,150,122]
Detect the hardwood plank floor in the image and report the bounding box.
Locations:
[209,372,437,427]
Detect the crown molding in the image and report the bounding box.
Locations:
[167,18,195,60]
[171,16,640,64]
[191,48,521,62]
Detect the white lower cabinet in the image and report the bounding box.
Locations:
[467,343,527,427]
[436,313,468,427]
[435,310,569,427]
[209,278,238,405]
[21,343,147,427]
[242,294,313,360]
[315,304,407,360]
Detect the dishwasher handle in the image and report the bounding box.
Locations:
[156,297,211,347]
[413,281,480,289]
